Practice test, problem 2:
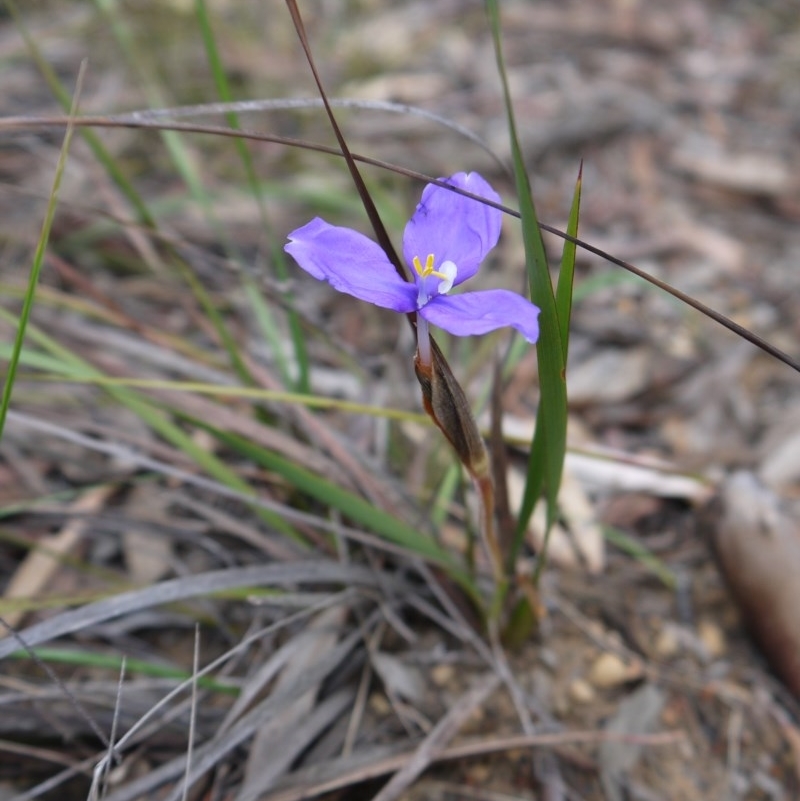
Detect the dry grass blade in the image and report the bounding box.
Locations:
[219,608,341,735]
[0,562,388,661]
[81,594,355,797]
[263,729,685,801]
[236,690,355,801]
[243,359,408,514]
[108,96,502,166]
[102,629,365,801]
[370,672,501,801]
[488,627,537,734]
[88,658,127,801]
[180,626,202,801]
[171,495,300,561]
[144,385,368,492]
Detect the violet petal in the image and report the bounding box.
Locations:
[402,172,502,288]
[285,218,417,312]
[420,289,540,342]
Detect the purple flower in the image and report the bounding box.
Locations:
[284,172,540,345]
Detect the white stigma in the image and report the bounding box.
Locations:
[437,260,457,294]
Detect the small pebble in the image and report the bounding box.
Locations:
[655,625,681,658]
[589,652,640,688]
[431,664,455,686]
[698,619,726,658]
[465,764,491,783]
[569,678,596,704]
[538,647,559,670]
[369,692,391,715]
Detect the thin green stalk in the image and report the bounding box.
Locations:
[0,63,84,440]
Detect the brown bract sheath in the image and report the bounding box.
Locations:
[414,338,488,477]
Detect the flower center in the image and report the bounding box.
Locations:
[412,254,457,305]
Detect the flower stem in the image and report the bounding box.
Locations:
[416,317,431,368]
[474,470,506,591]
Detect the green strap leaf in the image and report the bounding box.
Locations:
[485,0,569,577]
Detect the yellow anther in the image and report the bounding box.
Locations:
[414,253,446,279]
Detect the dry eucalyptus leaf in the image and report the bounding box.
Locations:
[600,683,667,801]
[759,428,800,491]
[121,486,175,584]
[372,652,426,704]
[490,412,712,502]
[507,467,604,572]
[712,472,800,697]
[567,347,651,405]
[672,138,792,197]
[1,485,115,630]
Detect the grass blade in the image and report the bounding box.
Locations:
[8,648,239,694]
